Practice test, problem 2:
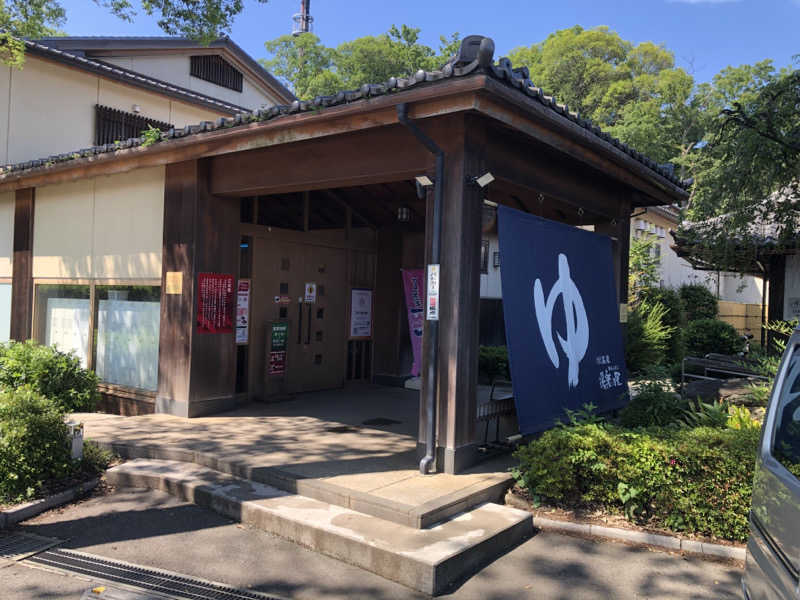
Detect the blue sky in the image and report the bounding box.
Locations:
[59,0,799,84]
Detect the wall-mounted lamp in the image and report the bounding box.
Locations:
[471,172,495,188]
[415,175,435,199]
[132,104,141,114]
[397,206,411,223]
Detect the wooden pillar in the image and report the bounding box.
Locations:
[157,159,240,417]
[418,115,484,474]
[373,228,404,378]
[596,202,631,331]
[10,188,34,341]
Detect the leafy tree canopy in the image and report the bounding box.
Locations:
[262,25,460,100]
[508,25,701,164]
[0,0,66,67]
[1,0,263,67]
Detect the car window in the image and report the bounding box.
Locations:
[772,348,800,481]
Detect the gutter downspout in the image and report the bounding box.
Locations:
[397,102,443,475]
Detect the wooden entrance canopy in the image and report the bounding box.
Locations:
[3,35,688,473]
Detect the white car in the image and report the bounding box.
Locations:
[742,327,800,599]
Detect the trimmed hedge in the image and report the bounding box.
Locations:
[0,341,98,413]
[513,423,759,541]
[0,388,73,503]
[685,318,743,356]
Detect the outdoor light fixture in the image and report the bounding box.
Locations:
[415,175,435,199]
[473,172,495,188]
[397,205,411,223]
[132,104,141,113]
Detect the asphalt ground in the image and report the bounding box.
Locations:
[2,487,743,600]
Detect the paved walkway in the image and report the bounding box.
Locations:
[75,385,514,523]
[5,488,743,599]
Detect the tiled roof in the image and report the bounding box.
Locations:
[0,35,687,190]
[23,37,254,114]
[675,185,800,248]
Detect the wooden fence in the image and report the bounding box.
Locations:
[718,301,765,344]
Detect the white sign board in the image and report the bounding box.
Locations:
[426,264,440,321]
[236,280,251,345]
[304,282,317,304]
[350,289,373,338]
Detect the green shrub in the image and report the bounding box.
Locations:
[640,287,686,364]
[685,319,743,356]
[0,388,73,503]
[513,423,759,541]
[0,341,98,413]
[679,284,718,322]
[625,300,675,373]
[620,380,687,428]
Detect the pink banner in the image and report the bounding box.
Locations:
[401,269,425,377]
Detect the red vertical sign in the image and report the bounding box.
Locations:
[197,273,235,334]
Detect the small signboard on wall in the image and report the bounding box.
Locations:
[268,321,289,376]
[197,273,234,334]
[350,288,373,338]
[235,279,251,345]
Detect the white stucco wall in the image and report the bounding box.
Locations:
[103,54,281,110]
[33,166,164,280]
[637,209,764,304]
[0,191,14,277]
[1,56,233,166]
[480,234,502,299]
[784,254,800,320]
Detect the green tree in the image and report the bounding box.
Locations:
[508,26,701,166]
[261,25,460,100]
[628,234,661,300]
[0,0,66,67]
[675,62,799,272]
[1,0,265,67]
[262,33,341,100]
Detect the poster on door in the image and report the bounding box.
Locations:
[197,273,234,334]
[268,321,289,376]
[401,269,425,377]
[350,288,373,338]
[236,279,250,345]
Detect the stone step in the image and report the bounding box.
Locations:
[106,459,533,596]
[96,440,513,530]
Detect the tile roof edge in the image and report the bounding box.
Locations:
[23,38,254,115]
[1,35,687,193]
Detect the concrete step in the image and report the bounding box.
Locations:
[96,440,513,530]
[106,459,533,596]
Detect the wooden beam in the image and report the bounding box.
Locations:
[208,124,438,197]
[10,188,34,341]
[322,189,376,230]
[475,83,687,206]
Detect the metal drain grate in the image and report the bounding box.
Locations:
[0,532,60,561]
[28,549,282,600]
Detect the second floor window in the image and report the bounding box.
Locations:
[190,55,243,92]
[95,105,172,146]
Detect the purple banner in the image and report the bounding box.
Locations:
[401,269,425,377]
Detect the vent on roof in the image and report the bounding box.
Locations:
[191,55,243,92]
[95,105,172,146]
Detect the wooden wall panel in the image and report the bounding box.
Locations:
[156,159,239,417]
[10,188,34,340]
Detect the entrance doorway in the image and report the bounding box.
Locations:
[251,236,347,396]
